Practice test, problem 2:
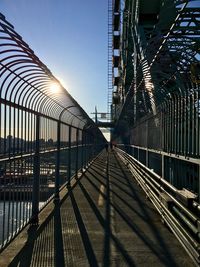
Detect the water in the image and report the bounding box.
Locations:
[0,201,44,246]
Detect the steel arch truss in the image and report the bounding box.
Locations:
[112,0,200,125]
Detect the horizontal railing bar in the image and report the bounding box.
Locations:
[0,144,93,163]
[118,144,200,165]
[0,98,93,130]
[116,147,200,266]
[117,148,199,222]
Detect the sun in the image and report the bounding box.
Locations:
[49,82,60,94]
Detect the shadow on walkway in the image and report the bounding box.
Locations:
[5,151,194,267]
[8,200,65,267]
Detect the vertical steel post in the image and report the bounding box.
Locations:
[91,135,93,161]
[169,100,172,153]
[68,126,71,183]
[191,93,195,155]
[197,91,200,156]
[180,96,183,154]
[88,134,90,164]
[166,102,169,153]
[199,164,200,202]
[195,91,198,156]
[93,135,95,158]
[183,95,186,155]
[89,135,92,161]
[162,154,164,179]
[177,96,180,154]
[85,132,88,167]
[31,114,40,224]
[171,99,174,153]
[146,118,148,149]
[174,96,177,154]
[146,118,148,166]
[81,130,84,171]
[187,94,190,155]
[55,121,61,199]
[76,128,79,178]
[93,134,96,158]
[146,149,149,168]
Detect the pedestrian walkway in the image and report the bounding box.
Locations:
[0,150,195,266]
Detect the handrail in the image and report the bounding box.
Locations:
[0,13,105,251]
[116,147,200,266]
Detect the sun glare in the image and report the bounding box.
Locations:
[49,82,60,94]
[56,77,66,87]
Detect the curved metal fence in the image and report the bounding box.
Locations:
[0,13,105,250]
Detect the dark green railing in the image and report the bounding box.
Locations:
[0,13,105,250]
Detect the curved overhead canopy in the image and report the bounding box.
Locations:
[0,13,100,132]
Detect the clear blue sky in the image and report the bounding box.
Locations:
[1,0,108,117]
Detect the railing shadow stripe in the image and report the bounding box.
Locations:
[68,186,99,267]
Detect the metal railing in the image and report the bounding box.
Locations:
[128,90,200,158]
[0,14,105,250]
[118,143,200,201]
[117,147,200,266]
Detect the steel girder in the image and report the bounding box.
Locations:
[113,0,200,129]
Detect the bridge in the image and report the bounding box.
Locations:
[0,0,200,266]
